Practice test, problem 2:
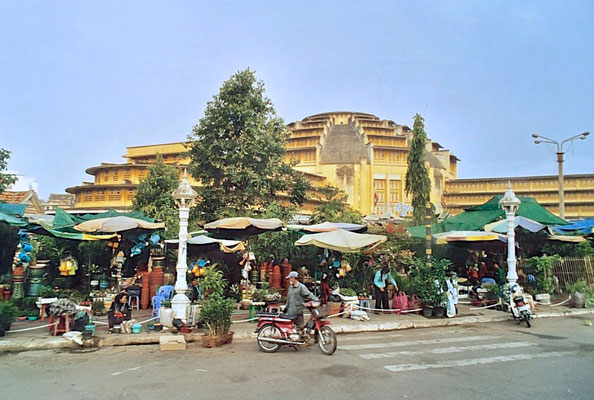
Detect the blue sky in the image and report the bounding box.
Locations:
[1,1,593,199]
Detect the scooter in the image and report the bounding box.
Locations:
[255,301,337,355]
[508,285,533,328]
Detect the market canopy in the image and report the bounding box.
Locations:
[52,207,157,231]
[204,217,283,239]
[432,231,508,245]
[28,219,118,241]
[165,236,245,253]
[552,219,594,235]
[483,216,546,234]
[294,229,387,253]
[0,203,28,226]
[74,216,165,233]
[408,195,568,239]
[286,221,367,233]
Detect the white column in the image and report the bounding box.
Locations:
[171,200,190,322]
[505,211,518,286]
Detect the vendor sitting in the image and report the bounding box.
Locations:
[108,293,132,333]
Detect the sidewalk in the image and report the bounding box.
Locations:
[2,304,593,353]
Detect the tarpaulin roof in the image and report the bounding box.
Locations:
[0,203,28,226]
[408,195,568,239]
[204,217,283,239]
[432,231,507,245]
[165,236,245,253]
[553,219,594,235]
[74,216,164,233]
[286,221,367,233]
[53,207,155,231]
[483,216,546,234]
[29,219,118,241]
[294,229,387,253]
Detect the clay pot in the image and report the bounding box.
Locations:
[271,265,282,290]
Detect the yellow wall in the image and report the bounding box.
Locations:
[444,174,594,219]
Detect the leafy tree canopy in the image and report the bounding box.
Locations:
[0,148,17,194]
[309,185,363,224]
[404,114,431,225]
[188,68,309,221]
[132,156,181,239]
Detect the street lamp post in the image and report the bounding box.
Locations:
[499,183,521,287]
[532,131,590,220]
[171,170,198,323]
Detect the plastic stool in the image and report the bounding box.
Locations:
[128,294,140,310]
[359,299,371,310]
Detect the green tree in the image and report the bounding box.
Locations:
[0,148,17,194]
[132,156,181,239]
[405,114,431,225]
[309,185,363,224]
[188,68,309,220]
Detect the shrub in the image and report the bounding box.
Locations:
[408,257,450,307]
[567,279,593,296]
[200,265,234,336]
[0,301,18,329]
[525,255,561,295]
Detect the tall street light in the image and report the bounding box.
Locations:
[532,131,590,220]
[171,170,198,323]
[499,183,521,287]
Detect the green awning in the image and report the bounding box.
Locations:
[408,195,568,239]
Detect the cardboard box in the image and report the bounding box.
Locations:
[159,335,186,351]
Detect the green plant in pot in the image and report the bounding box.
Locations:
[199,266,234,346]
[408,257,450,317]
[0,301,19,331]
[567,279,593,308]
[91,299,105,316]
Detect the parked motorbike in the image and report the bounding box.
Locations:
[508,285,533,328]
[255,301,337,355]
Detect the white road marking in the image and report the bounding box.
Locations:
[339,335,500,351]
[384,351,576,372]
[360,341,537,359]
[340,334,403,342]
[111,361,158,376]
[195,369,208,372]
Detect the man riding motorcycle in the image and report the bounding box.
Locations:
[283,271,319,330]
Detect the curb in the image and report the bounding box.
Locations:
[2,308,593,352]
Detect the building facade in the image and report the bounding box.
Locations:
[443,174,594,220]
[63,111,593,220]
[64,112,458,217]
[285,112,458,216]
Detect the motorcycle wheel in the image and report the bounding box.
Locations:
[317,326,337,355]
[523,313,531,328]
[257,324,281,353]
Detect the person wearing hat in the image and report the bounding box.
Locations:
[284,271,319,330]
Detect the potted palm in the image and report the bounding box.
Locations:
[200,266,234,348]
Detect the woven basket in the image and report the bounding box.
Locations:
[201,331,234,348]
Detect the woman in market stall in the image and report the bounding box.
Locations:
[108,292,132,332]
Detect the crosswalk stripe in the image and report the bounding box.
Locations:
[339,335,500,351]
[359,341,537,359]
[340,334,403,342]
[384,351,576,372]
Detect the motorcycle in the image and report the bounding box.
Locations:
[255,301,337,355]
[507,285,533,328]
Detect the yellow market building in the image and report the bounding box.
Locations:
[65,111,458,217]
[64,111,594,220]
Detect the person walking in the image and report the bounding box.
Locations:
[373,266,397,314]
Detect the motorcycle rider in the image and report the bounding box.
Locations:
[284,271,319,330]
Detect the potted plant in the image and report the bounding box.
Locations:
[200,266,235,348]
[409,257,450,318]
[0,301,19,333]
[567,279,593,308]
[92,299,105,316]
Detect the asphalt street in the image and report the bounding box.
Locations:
[1,317,593,400]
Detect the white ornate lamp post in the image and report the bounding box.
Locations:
[499,183,521,287]
[171,170,198,322]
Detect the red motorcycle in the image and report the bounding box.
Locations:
[255,301,337,355]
